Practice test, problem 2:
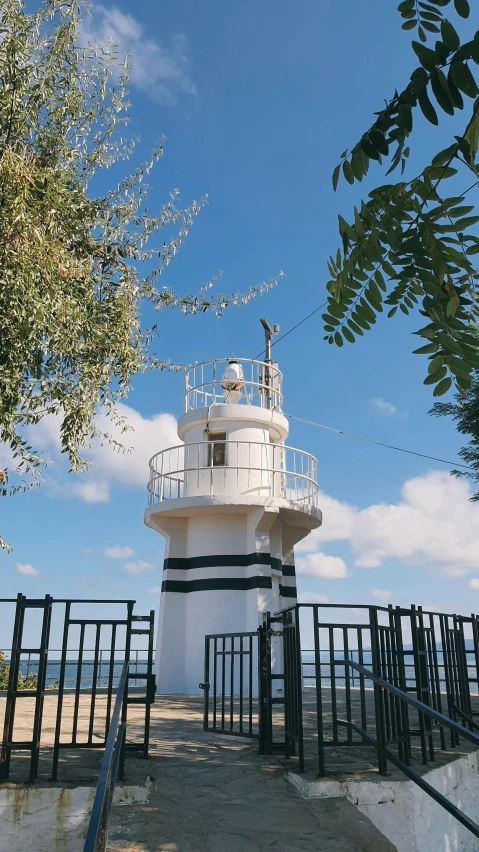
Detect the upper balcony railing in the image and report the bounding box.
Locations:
[184,358,283,413]
[147,440,319,511]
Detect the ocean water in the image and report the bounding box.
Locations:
[6,658,151,690]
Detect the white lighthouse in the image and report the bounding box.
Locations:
[144,322,322,693]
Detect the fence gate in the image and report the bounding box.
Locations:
[281,607,304,770]
[0,597,155,783]
[202,631,259,738]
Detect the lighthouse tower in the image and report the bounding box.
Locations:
[144,322,322,693]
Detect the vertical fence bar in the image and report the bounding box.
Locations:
[313,607,325,776]
[343,628,352,745]
[249,634,253,737]
[105,625,117,741]
[230,636,234,732]
[239,636,244,735]
[72,623,85,745]
[213,637,218,730]
[221,637,226,731]
[29,595,53,782]
[203,637,210,731]
[370,607,388,775]
[119,602,133,781]
[329,627,338,745]
[88,625,101,745]
[52,602,71,781]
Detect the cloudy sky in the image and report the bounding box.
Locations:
[2,0,479,644]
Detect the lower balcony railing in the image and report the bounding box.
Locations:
[147,441,319,510]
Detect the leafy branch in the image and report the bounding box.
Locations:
[325,0,479,399]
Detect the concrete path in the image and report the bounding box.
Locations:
[107,696,396,852]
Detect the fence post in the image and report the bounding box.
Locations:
[370,607,388,775]
[258,613,272,755]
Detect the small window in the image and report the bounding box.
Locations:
[207,432,227,467]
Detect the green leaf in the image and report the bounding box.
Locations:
[465,100,479,154]
[412,41,440,70]
[449,61,479,98]
[332,164,341,191]
[418,86,439,124]
[398,0,415,9]
[348,318,364,336]
[421,22,440,33]
[433,376,453,395]
[431,70,454,114]
[374,270,387,291]
[352,311,371,330]
[343,160,355,184]
[440,19,460,51]
[361,136,381,160]
[424,366,447,384]
[428,354,444,372]
[402,19,418,29]
[446,74,464,109]
[369,128,389,156]
[322,313,341,326]
[413,342,439,354]
[453,215,479,229]
[454,134,474,166]
[454,0,470,18]
[343,327,355,344]
[334,331,344,347]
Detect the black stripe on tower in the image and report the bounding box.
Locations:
[163,553,284,572]
[279,584,297,598]
[162,576,273,593]
[282,564,296,577]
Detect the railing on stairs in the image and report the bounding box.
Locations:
[83,662,129,852]
[338,658,479,840]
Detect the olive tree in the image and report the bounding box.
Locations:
[0,0,281,550]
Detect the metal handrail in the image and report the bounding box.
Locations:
[338,659,479,747]
[82,661,128,852]
[184,358,284,412]
[147,440,319,508]
[337,719,479,839]
[337,659,479,838]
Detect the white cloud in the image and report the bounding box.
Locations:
[469,578,479,590]
[372,588,393,602]
[296,553,348,579]
[297,591,330,604]
[81,5,196,104]
[299,471,479,578]
[369,397,397,417]
[16,563,39,577]
[104,545,135,560]
[26,402,178,504]
[148,586,163,595]
[123,559,155,574]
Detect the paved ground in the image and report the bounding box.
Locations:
[106,696,396,852]
[3,689,478,850]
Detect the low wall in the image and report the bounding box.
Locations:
[0,778,151,852]
[290,752,479,852]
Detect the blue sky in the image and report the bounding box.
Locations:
[3,0,479,645]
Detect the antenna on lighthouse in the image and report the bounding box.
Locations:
[260,318,280,409]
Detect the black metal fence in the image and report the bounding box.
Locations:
[202,631,259,738]
[267,603,479,777]
[0,595,155,783]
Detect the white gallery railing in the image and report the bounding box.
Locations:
[147,441,319,510]
[184,358,283,412]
